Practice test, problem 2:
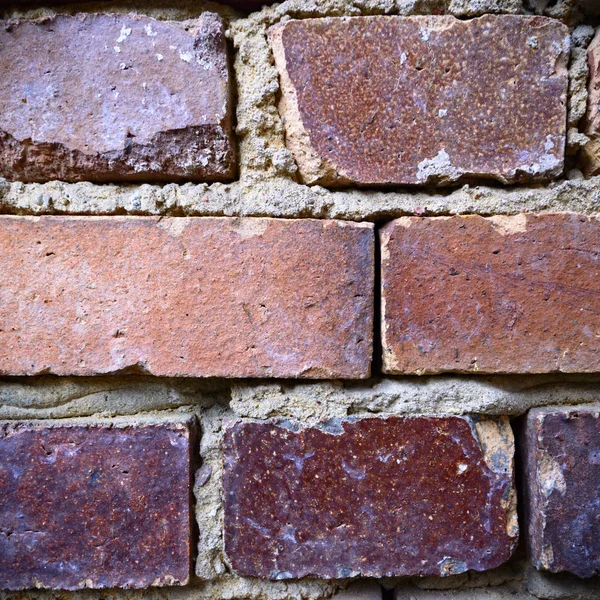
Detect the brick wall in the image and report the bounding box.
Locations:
[0,1,599,599]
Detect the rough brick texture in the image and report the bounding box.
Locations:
[0,216,373,378]
[381,214,600,375]
[583,27,600,175]
[270,15,568,187]
[0,13,235,183]
[223,416,517,579]
[0,417,194,590]
[522,406,600,578]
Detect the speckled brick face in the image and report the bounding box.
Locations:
[381,214,600,375]
[0,419,194,590]
[0,13,235,182]
[270,15,568,187]
[0,216,373,378]
[222,416,518,579]
[522,406,600,578]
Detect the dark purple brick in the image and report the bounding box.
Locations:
[522,406,600,578]
[0,418,194,590]
[223,416,518,579]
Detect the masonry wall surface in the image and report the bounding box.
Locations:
[0,0,599,599]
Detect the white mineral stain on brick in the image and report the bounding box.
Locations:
[116,25,132,44]
[179,51,194,63]
[144,24,158,37]
[489,214,528,236]
[417,149,461,182]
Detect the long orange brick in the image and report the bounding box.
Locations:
[381,214,600,374]
[0,217,373,378]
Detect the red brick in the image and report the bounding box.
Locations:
[0,13,235,183]
[381,214,600,375]
[223,416,517,579]
[269,15,568,187]
[0,216,373,378]
[0,417,194,590]
[583,28,600,175]
[521,406,600,578]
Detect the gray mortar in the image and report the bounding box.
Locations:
[2,177,600,220]
[0,376,228,420]
[230,375,600,420]
[526,566,600,599]
[567,25,595,155]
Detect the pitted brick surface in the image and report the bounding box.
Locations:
[270,15,568,187]
[522,406,600,578]
[381,214,600,375]
[223,416,517,579]
[583,28,600,175]
[0,13,235,182]
[0,419,194,590]
[0,216,373,378]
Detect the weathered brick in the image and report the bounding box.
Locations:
[0,417,194,590]
[0,13,235,182]
[381,214,600,375]
[0,216,373,378]
[223,416,517,579]
[521,406,600,578]
[269,15,568,187]
[583,28,600,175]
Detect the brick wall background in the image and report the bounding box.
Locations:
[0,0,599,599]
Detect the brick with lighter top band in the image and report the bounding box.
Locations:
[0,216,373,378]
[223,415,518,579]
[0,13,235,182]
[0,416,194,590]
[270,15,568,187]
[381,213,600,375]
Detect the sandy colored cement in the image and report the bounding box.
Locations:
[2,374,600,598]
[2,177,600,220]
